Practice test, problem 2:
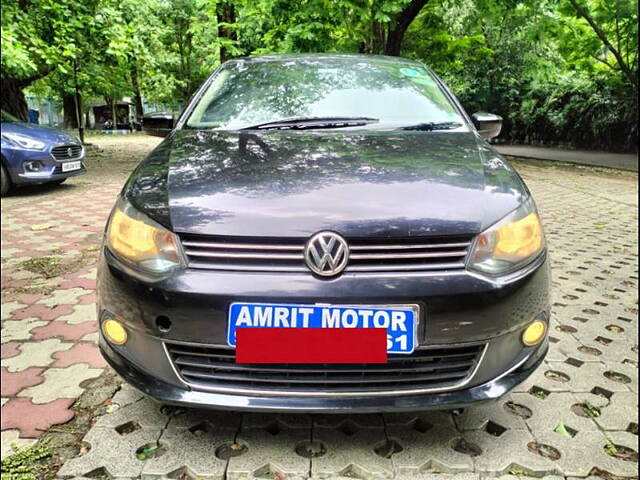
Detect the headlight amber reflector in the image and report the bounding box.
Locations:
[470,198,545,275]
[106,197,184,274]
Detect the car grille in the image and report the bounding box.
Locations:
[179,234,474,273]
[165,342,485,394]
[51,144,83,161]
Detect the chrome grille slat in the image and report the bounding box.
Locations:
[350,250,468,260]
[166,342,485,393]
[350,242,471,250]
[51,144,83,161]
[188,261,308,272]
[348,262,466,272]
[179,233,474,274]
[182,240,304,251]
[184,250,303,260]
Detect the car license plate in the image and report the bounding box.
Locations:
[62,161,81,172]
[228,302,418,354]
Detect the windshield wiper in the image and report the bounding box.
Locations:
[399,121,463,131]
[240,116,379,131]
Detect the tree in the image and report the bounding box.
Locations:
[1,0,100,120]
[565,0,637,90]
[385,0,430,55]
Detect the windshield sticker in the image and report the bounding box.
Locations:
[400,67,421,77]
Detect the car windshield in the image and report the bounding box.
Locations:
[185,56,466,130]
[1,110,22,123]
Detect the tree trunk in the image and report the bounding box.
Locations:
[1,77,29,121]
[73,61,85,143]
[367,21,386,54]
[130,63,144,122]
[63,94,79,128]
[217,1,237,63]
[385,0,430,56]
[111,98,118,129]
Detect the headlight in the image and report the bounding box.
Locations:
[1,132,47,151]
[106,197,185,275]
[469,198,544,275]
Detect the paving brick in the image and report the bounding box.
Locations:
[111,384,146,408]
[94,397,171,429]
[513,392,607,436]
[54,304,98,325]
[51,342,107,368]
[454,396,528,431]
[18,364,102,403]
[56,426,162,478]
[141,422,235,479]
[0,341,21,359]
[466,429,556,476]
[1,317,48,341]
[533,430,634,477]
[0,366,45,396]
[2,339,73,372]
[594,391,638,431]
[30,319,98,341]
[227,427,310,480]
[311,427,392,479]
[35,288,89,307]
[387,424,473,474]
[1,397,75,438]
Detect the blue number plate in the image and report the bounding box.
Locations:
[228,303,418,354]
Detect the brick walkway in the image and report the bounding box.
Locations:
[1,136,637,478]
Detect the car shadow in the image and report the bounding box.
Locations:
[6,182,78,198]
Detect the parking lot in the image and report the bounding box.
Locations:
[1,134,638,479]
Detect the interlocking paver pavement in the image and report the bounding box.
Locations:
[1,135,637,478]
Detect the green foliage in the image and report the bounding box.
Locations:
[0,441,53,480]
[405,0,637,151]
[1,0,101,80]
[3,0,637,150]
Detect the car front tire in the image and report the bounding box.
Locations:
[1,164,11,196]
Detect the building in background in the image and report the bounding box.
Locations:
[26,96,63,127]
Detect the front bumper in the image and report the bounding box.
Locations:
[101,336,547,412]
[16,166,86,184]
[97,247,550,412]
[3,146,86,186]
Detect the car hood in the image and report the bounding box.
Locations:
[1,121,80,145]
[125,130,528,238]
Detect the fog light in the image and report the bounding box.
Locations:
[102,318,127,345]
[24,161,43,172]
[522,320,546,346]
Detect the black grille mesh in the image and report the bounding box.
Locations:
[166,342,484,393]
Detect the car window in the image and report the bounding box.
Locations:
[185,57,465,130]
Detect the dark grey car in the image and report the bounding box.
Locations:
[97,54,550,412]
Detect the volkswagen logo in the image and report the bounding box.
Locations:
[304,231,349,277]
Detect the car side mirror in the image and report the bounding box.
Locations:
[142,113,174,137]
[471,112,502,139]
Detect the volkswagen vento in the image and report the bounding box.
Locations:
[97,54,550,412]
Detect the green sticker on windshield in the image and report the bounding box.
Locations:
[400,67,421,77]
